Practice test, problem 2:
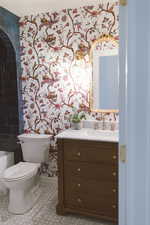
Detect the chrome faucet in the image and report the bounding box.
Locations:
[110,122,116,131]
[94,121,99,130]
[101,114,105,130]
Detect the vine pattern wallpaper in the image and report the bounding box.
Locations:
[19,1,119,176]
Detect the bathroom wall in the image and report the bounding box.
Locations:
[0,7,23,162]
[20,1,119,176]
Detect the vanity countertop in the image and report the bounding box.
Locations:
[56,128,119,143]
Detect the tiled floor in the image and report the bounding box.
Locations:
[0,177,114,225]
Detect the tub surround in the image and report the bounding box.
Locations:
[0,7,23,132]
[0,7,23,163]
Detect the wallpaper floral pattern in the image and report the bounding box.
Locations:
[19,1,119,176]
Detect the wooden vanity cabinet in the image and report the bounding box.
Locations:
[56,138,118,224]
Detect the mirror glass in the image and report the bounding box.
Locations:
[90,36,119,112]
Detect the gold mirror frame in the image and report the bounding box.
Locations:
[89,35,119,113]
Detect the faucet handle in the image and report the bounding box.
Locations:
[110,122,116,131]
[94,121,99,130]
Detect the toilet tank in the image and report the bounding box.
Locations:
[17,134,51,163]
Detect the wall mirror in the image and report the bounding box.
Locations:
[90,35,119,113]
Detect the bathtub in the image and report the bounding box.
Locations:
[0,151,14,195]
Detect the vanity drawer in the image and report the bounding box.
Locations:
[64,191,118,220]
[64,177,118,201]
[63,140,118,163]
[64,161,118,182]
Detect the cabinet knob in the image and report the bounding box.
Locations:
[77,168,81,172]
[112,189,116,193]
[112,172,117,176]
[112,204,116,209]
[77,183,81,187]
[77,198,82,203]
[77,152,81,156]
[113,155,117,159]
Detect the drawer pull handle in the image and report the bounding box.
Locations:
[77,198,82,203]
[77,183,81,187]
[113,155,117,159]
[112,204,116,209]
[112,189,116,193]
[112,172,116,176]
[77,152,81,156]
[77,168,81,172]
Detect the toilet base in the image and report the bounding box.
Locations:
[0,181,8,196]
[8,177,41,214]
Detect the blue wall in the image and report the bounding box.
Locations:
[0,7,23,132]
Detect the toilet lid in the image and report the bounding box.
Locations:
[3,162,40,180]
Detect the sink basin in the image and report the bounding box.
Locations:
[82,129,118,137]
[56,128,119,142]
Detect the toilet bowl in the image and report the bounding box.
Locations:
[0,151,14,196]
[2,133,51,214]
[2,162,40,214]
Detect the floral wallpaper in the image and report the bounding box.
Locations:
[19,1,119,176]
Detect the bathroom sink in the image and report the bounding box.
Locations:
[56,128,119,142]
[83,129,119,137]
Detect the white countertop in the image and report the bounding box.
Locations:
[56,128,119,143]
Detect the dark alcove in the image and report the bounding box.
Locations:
[0,29,22,162]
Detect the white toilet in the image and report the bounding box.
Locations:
[2,133,51,214]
